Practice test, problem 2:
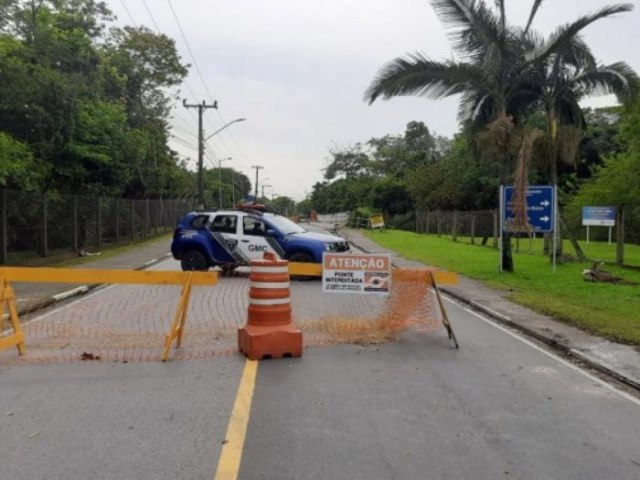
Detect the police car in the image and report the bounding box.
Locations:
[171,205,351,272]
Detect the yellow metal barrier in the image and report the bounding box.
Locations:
[0,267,217,360]
[288,262,459,286]
[0,276,26,356]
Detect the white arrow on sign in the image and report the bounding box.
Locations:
[540,200,550,207]
[540,216,550,222]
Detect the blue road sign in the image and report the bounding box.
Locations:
[502,185,555,233]
[582,206,616,227]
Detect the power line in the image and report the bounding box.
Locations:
[119,0,137,26]
[166,0,215,102]
[140,0,162,32]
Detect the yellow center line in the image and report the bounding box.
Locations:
[214,359,258,480]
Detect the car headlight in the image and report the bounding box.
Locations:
[324,243,338,252]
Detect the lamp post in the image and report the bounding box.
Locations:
[202,118,246,207]
[218,157,232,208]
[261,184,272,200]
[204,118,246,141]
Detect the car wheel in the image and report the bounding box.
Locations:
[289,252,316,281]
[181,250,209,271]
[220,264,238,277]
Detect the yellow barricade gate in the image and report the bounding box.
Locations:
[0,267,217,361]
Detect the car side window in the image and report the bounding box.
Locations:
[210,215,238,234]
[190,215,209,229]
[243,217,266,236]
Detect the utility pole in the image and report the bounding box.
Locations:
[183,99,217,208]
[252,165,264,202]
[217,157,231,208]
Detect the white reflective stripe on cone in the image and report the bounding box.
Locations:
[250,282,290,289]
[251,266,289,274]
[249,297,291,306]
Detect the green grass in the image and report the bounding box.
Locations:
[365,230,640,345]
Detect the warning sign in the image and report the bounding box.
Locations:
[322,253,391,295]
[370,214,385,229]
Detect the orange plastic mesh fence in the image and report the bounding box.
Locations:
[0,269,442,365]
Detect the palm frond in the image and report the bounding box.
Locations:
[571,62,639,101]
[524,0,545,35]
[364,52,488,104]
[557,35,596,70]
[531,4,633,64]
[429,0,503,60]
[554,91,584,128]
[459,91,493,122]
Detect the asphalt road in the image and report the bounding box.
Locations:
[1,260,640,479]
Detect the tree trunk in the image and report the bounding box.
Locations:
[559,215,586,262]
[547,108,563,263]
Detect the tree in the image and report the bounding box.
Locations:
[365,0,542,271]
[0,131,43,190]
[517,2,637,260]
[569,93,640,263]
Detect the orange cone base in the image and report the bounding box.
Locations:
[238,324,303,360]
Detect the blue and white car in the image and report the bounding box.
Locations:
[171,205,350,272]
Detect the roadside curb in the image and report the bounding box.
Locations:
[12,253,172,318]
[443,285,640,391]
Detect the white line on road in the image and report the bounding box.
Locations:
[443,295,640,408]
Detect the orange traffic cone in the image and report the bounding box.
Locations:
[238,252,303,360]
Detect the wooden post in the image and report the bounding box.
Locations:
[452,210,458,242]
[73,195,78,252]
[1,189,7,265]
[96,197,102,248]
[145,198,150,238]
[470,214,476,245]
[42,194,48,257]
[437,210,442,237]
[115,198,120,244]
[130,199,135,241]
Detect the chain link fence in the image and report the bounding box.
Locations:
[0,189,196,265]
[416,210,499,246]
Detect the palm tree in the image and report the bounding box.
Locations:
[365,0,636,271]
[522,3,637,259]
[365,0,542,271]
[523,3,636,183]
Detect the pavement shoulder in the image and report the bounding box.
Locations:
[7,238,172,316]
[335,226,640,391]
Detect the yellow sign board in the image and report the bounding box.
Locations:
[370,214,385,229]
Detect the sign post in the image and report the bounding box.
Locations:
[582,206,616,244]
[501,185,556,271]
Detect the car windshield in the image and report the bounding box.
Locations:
[265,215,306,234]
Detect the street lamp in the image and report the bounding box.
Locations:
[218,157,232,208]
[257,177,269,201]
[200,118,246,207]
[204,118,246,141]
[261,184,272,200]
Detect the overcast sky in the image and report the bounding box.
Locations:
[105,0,640,201]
